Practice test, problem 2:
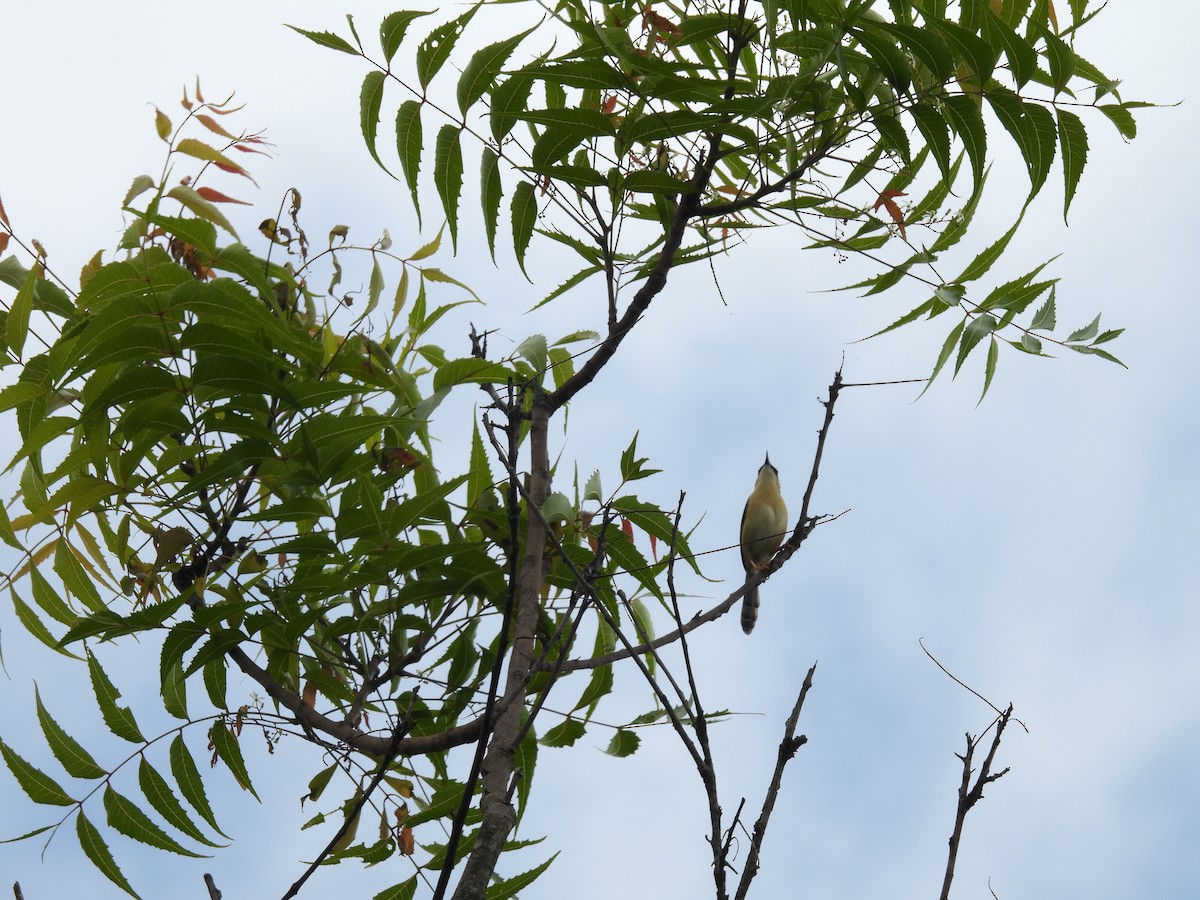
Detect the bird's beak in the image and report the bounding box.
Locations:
[763,453,771,467]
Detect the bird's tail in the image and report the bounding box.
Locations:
[740,583,759,634]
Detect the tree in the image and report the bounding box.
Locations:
[0,1,1147,897]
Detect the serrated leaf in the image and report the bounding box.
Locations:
[360,70,392,176]
[6,258,38,357]
[380,10,432,63]
[480,147,503,260]
[77,812,142,899]
[434,125,463,251]
[170,735,227,837]
[539,719,586,747]
[1097,103,1136,140]
[511,181,537,278]
[457,29,533,114]
[918,318,966,398]
[485,852,559,899]
[0,739,76,806]
[490,71,536,143]
[1066,313,1101,343]
[173,139,246,179]
[160,652,189,720]
[138,758,223,848]
[416,7,478,90]
[979,336,999,404]
[943,95,987,193]
[1056,109,1088,221]
[286,25,358,55]
[956,212,1024,283]
[908,103,952,183]
[209,720,260,800]
[394,100,423,226]
[955,313,998,374]
[87,648,144,743]
[164,185,239,239]
[604,728,640,758]
[104,785,207,857]
[35,687,106,779]
[1030,289,1056,331]
[374,879,418,900]
[12,588,80,659]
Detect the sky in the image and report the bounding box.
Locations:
[1,1,1197,898]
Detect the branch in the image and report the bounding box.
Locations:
[556,368,848,673]
[733,664,816,900]
[939,706,1014,900]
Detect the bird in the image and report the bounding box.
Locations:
[740,454,788,634]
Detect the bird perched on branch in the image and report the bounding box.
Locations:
[740,454,788,635]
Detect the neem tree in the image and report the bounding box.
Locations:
[0,1,1145,897]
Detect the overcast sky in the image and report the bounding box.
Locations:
[1,2,1197,898]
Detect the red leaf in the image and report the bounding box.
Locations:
[196,113,237,140]
[602,94,618,115]
[621,518,634,542]
[873,189,907,239]
[196,186,251,205]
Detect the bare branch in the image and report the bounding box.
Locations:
[734,664,817,900]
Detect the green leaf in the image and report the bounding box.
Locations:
[35,687,106,780]
[170,735,227,837]
[918,318,966,398]
[604,728,640,758]
[209,720,260,800]
[162,186,238,239]
[87,648,145,743]
[104,785,207,857]
[943,95,987,192]
[434,125,464,251]
[871,21,954,81]
[1066,313,1101,343]
[979,336,999,404]
[138,758,223,848]
[1097,103,1137,140]
[510,181,537,278]
[490,71,535,143]
[360,70,392,177]
[380,10,432,63]
[77,812,142,899]
[908,103,952,183]
[573,663,613,715]
[457,29,533,113]
[933,18,997,83]
[29,566,78,626]
[955,313,998,374]
[539,719,586,747]
[956,212,1024,283]
[986,88,1055,200]
[1056,109,1088,221]
[484,852,558,899]
[6,259,38,357]
[0,739,76,806]
[981,8,1038,88]
[431,359,514,391]
[12,588,80,659]
[416,6,478,90]
[374,879,418,900]
[480,147,503,260]
[286,25,358,55]
[160,652,189,720]
[54,540,105,613]
[395,100,423,226]
[1029,288,1056,331]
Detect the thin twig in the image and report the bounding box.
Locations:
[939,705,1014,900]
[733,664,816,900]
